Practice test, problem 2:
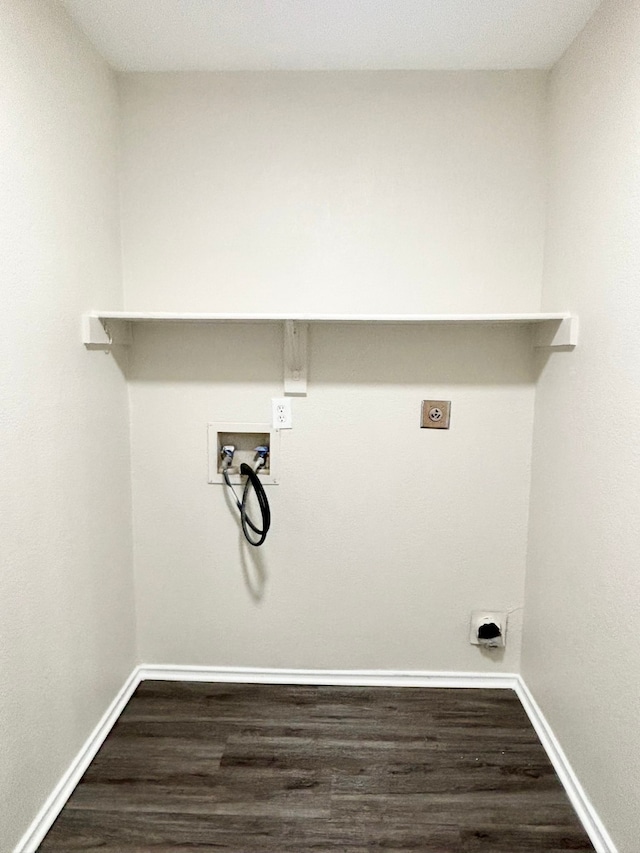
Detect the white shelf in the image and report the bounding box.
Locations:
[85,310,572,325]
[82,311,578,396]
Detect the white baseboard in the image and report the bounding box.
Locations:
[13,667,142,853]
[138,664,520,690]
[14,664,617,853]
[515,677,618,853]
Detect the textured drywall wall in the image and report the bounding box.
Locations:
[119,71,547,313]
[129,321,533,671]
[0,2,135,849]
[523,0,640,850]
[120,71,548,672]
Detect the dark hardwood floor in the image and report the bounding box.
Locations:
[38,682,595,852]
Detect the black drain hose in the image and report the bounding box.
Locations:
[223,462,271,547]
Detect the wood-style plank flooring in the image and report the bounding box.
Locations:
[38,682,595,852]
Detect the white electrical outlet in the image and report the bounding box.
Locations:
[272,397,292,430]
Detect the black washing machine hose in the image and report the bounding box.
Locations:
[223,461,271,547]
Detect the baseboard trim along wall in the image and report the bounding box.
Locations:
[514,679,618,853]
[138,664,520,690]
[14,665,617,853]
[13,668,142,853]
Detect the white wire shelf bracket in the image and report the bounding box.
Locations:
[82,311,578,397]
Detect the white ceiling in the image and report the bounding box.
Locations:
[62,0,602,72]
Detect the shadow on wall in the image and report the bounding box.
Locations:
[239,528,267,602]
[222,481,268,601]
[124,320,560,386]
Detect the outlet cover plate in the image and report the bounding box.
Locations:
[421,400,451,429]
[272,397,293,430]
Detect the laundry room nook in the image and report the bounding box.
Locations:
[2,1,638,852]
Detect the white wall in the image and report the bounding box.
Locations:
[119,71,547,313]
[129,322,534,670]
[0,2,135,849]
[523,1,640,851]
[120,71,548,672]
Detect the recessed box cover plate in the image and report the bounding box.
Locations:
[208,422,279,485]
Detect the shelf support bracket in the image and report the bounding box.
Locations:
[82,314,132,349]
[534,316,578,348]
[284,320,308,396]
